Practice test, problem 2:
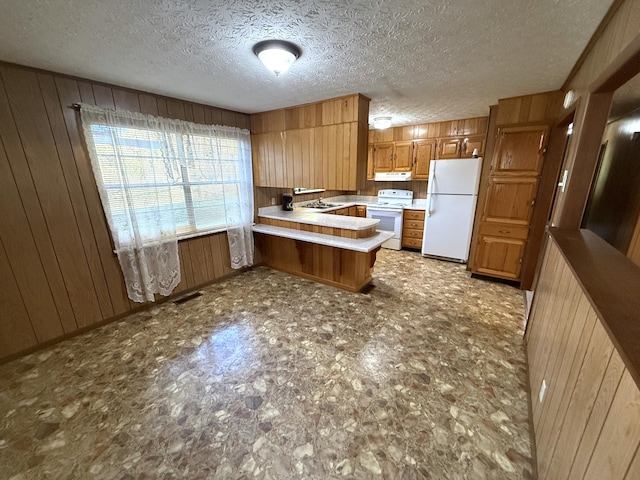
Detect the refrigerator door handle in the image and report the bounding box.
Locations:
[427,162,436,217]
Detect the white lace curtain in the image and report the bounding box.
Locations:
[80,104,254,303]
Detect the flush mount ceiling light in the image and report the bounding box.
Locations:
[253,40,301,76]
[373,116,392,129]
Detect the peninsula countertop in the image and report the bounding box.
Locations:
[257,205,379,230]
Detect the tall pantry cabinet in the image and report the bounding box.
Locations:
[472,126,548,280]
[469,90,563,288]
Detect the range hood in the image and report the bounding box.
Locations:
[374,171,412,182]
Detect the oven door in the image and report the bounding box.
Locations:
[366,208,403,250]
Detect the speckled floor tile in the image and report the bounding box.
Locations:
[0,249,533,479]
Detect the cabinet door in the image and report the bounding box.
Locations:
[438,138,462,159]
[461,135,485,158]
[356,206,367,218]
[367,145,375,180]
[394,141,413,171]
[492,126,548,176]
[412,140,436,180]
[348,206,357,216]
[474,234,526,280]
[482,177,538,226]
[373,143,394,172]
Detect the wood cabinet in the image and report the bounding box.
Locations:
[328,205,362,217]
[437,134,485,159]
[251,94,370,190]
[437,137,463,159]
[367,117,488,181]
[372,143,394,172]
[394,141,414,171]
[371,141,413,173]
[367,145,375,180]
[461,135,485,158]
[492,128,547,175]
[473,224,529,279]
[471,125,548,282]
[402,209,426,249]
[482,177,538,226]
[412,140,436,180]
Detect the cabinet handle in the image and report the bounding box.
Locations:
[498,230,510,234]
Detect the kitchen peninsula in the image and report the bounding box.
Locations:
[253,200,393,292]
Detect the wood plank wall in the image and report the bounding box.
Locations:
[525,236,640,479]
[564,0,640,92]
[0,62,249,361]
[250,94,369,191]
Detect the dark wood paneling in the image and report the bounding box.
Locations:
[54,76,131,316]
[0,62,248,361]
[0,237,37,355]
[0,69,75,337]
[2,66,103,328]
[38,73,114,320]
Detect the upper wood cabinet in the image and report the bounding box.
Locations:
[372,143,394,172]
[394,141,414,171]
[492,126,548,176]
[367,145,375,180]
[437,137,463,159]
[437,134,485,159]
[461,135,485,158]
[412,140,436,180]
[371,141,413,173]
[367,116,488,181]
[250,94,370,190]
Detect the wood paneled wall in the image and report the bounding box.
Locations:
[250,94,370,190]
[368,116,488,143]
[564,0,640,92]
[253,187,345,211]
[0,62,248,361]
[526,236,640,479]
[496,90,564,127]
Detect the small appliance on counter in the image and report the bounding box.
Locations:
[282,194,294,211]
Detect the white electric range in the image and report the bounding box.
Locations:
[366,189,413,250]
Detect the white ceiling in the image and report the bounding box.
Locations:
[0,0,613,127]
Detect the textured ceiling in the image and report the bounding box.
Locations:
[0,0,613,127]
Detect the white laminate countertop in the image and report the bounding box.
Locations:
[404,199,428,211]
[258,205,378,230]
[252,224,395,252]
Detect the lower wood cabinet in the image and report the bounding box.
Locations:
[402,209,425,249]
[473,224,529,279]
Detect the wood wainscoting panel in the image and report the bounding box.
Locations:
[525,234,640,480]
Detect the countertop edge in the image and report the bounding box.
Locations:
[252,224,394,252]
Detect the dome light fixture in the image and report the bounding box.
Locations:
[253,40,301,76]
[373,116,392,130]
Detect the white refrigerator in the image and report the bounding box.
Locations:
[421,158,483,263]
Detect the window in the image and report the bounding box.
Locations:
[83,111,253,247]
